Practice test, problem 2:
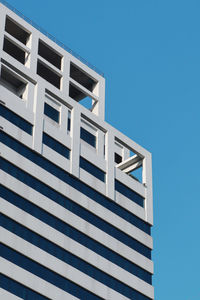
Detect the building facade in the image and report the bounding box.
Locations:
[0,2,154,299]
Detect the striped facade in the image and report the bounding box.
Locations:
[0,2,154,299]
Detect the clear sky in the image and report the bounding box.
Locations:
[3,0,200,299]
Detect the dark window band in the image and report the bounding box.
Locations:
[0,213,152,296]
[115,180,144,207]
[0,185,151,284]
[43,133,70,159]
[80,157,105,182]
[1,243,151,300]
[0,104,32,135]
[0,156,151,259]
[44,102,59,122]
[0,244,102,300]
[80,127,96,147]
[0,131,151,235]
[0,274,49,300]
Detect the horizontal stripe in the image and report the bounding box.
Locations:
[44,102,59,123]
[43,132,70,159]
[0,243,151,300]
[2,229,130,300]
[115,180,144,207]
[0,183,152,281]
[80,156,105,182]
[0,131,151,235]
[0,104,32,135]
[0,213,152,297]
[0,289,23,300]
[1,258,79,300]
[0,244,103,300]
[80,126,96,147]
[0,157,150,258]
[1,173,153,275]
[0,198,153,297]
[0,275,49,300]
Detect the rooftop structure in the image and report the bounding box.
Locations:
[0,2,154,299]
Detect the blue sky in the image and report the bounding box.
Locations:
[4,0,200,299]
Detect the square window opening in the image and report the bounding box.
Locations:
[0,66,27,99]
[38,40,62,69]
[69,83,96,111]
[3,37,27,65]
[70,62,97,92]
[115,139,143,183]
[5,17,30,45]
[37,60,61,89]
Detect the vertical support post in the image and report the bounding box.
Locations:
[106,130,115,200]
[0,5,6,57]
[93,78,105,120]
[62,56,70,99]
[123,147,130,161]
[33,84,44,153]
[26,30,39,112]
[143,152,153,225]
[29,31,39,75]
[70,105,81,178]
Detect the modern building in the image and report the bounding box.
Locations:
[0,1,154,299]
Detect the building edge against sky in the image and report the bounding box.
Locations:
[0,1,154,299]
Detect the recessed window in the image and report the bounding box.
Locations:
[69,83,95,110]
[0,66,27,99]
[70,62,97,92]
[44,102,60,123]
[80,127,96,148]
[38,40,62,69]
[37,60,61,89]
[5,17,30,45]
[3,37,26,64]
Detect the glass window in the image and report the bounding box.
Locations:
[0,104,32,134]
[0,131,151,236]
[80,127,96,147]
[115,180,144,207]
[43,133,70,159]
[44,102,59,123]
[80,157,105,182]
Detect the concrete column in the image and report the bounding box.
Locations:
[26,30,39,112]
[0,5,6,57]
[33,83,45,153]
[70,105,81,178]
[62,55,70,100]
[143,152,153,225]
[106,130,115,200]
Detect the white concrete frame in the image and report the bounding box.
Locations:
[0,2,154,299]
